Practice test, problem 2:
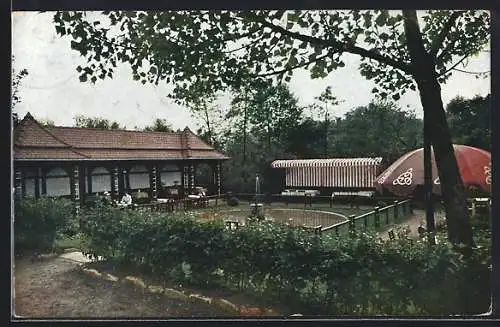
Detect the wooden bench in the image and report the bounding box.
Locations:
[467,197,491,216]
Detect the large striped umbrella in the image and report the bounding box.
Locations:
[374,145,491,197]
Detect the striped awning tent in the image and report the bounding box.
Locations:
[271,158,383,189]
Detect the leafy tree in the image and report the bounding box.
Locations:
[446,94,490,151]
[227,81,302,164]
[222,132,290,193]
[310,86,342,158]
[219,82,302,191]
[247,80,303,151]
[12,69,28,107]
[188,94,225,146]
[11,56,29,127]
[53,10,490,247]
[332,101,423,165]
[74,114,123,129]
[143,118,173,132]
[38,118,56,127]
[227,87,254,165]
[284,117,325,158]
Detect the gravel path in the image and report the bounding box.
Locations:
[377,209,447,240]
[13,254,230,318]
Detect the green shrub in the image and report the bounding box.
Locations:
[79,207,491,315]
[470,213,491,230]
[14,197,78,253]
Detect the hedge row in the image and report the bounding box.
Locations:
[14,197,79,252]
[79,205,491,315]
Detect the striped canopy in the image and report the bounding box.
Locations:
[271,158,383,168]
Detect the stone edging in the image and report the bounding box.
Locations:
[79,267,294,317]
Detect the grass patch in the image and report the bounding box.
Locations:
[198,202,374,218]
[54,233,86,251]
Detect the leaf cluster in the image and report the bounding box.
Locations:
[14,198,79,252]
[52,10,489,105]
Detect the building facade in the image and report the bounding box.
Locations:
[13,113,229,205]
[270,158,383,191]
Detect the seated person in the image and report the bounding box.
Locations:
[117,192,132,207]
[134,189,149,203]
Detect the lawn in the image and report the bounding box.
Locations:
[199,201,374,218]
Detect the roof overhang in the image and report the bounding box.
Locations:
[271,157,383,168]
[14,157,230,162]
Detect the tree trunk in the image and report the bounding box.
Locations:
[419,79,473,247]
[324,111,329,158]
[203,105,213,146]
[403,10,473,248]
[423,108,436,244]
[266,105,272,153]
[243,100,248,165]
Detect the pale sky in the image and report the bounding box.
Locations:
[11,11,491,131]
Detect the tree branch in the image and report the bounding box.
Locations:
[429,11,465,59]
[452,68,490,75]
[437,53,470,77]
[222,34,265,54]
[248,12,414,75]
[253,51,332,78]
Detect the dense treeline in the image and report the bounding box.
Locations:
[194,85,489,195]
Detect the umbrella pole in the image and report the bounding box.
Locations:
[424,113,436,244]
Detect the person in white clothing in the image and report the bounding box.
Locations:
[118,192,132,207]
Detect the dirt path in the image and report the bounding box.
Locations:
[377,209,446,240]
[13,254,231,318]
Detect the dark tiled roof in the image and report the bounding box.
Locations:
[14,113,229,161]
[14,148,89,160]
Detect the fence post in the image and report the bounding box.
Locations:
[304,194,312,208]
[386,207,390,225]
[409,199,414,214]
[393,200,399,222]
[374,206,380,228]
[349,214,356,235]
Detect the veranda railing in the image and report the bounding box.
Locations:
[320,199,413,236]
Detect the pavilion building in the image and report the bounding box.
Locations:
[13,113,229,206]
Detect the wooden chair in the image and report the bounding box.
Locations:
[387,229,396,241]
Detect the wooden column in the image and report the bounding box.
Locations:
[34,168,41,198]
[125,168,131,192]
[216,161,221,198]
[189,163,195,193]
[182,164,189,196]
[118,168,125,196]
[78,165,86,204]
[21,170,26,197]
[41,167,47,196]
[210,163,216,195]
[14,168,23,200]
[71,164,80,214]
[150,164,158,200]
[112,165,119,199]
[87,166,93,194]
